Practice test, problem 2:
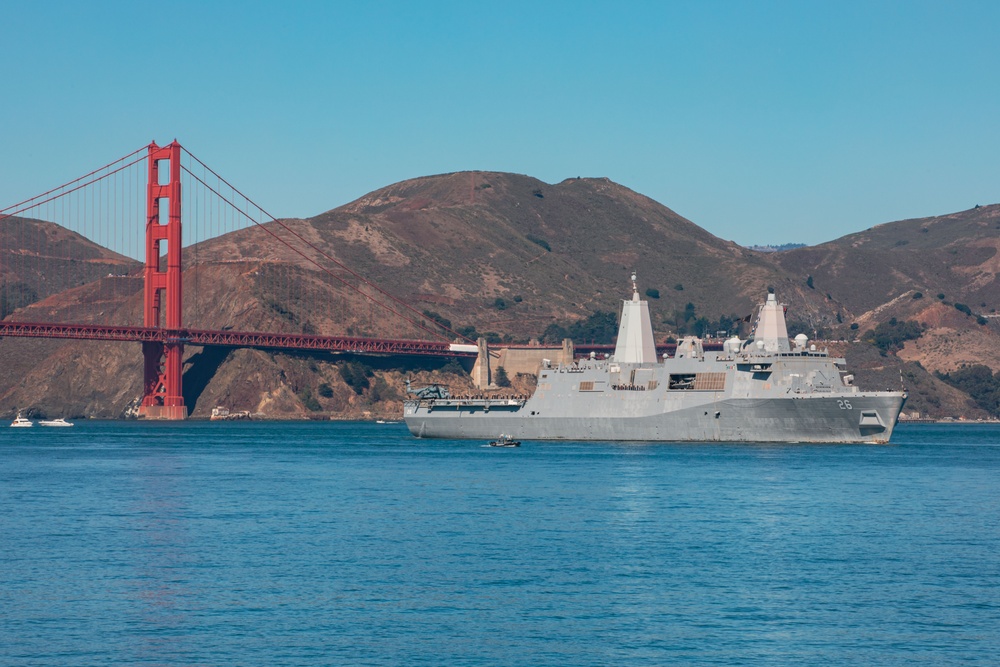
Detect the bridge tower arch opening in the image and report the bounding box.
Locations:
[138,141,187,419]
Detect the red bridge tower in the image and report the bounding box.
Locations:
[138,141,187,419]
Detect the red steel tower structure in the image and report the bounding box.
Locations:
[138,141,187,419]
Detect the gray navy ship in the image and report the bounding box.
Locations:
[404,278,907,443]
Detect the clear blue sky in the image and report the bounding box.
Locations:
[2,0,998,246]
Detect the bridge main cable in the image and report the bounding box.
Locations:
[0,148,148,221]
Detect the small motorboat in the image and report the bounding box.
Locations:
[39,418,74,427]
[487,434,521,448]
[10,413,33,428]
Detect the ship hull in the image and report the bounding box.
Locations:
[404,393,906,444]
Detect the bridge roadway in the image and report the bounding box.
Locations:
[0,321,724,359]
[0,321,479,357]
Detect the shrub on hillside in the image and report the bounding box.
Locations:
[298,387,322,411]
[340,361,373,394]
[440,359,467,375]
[862,318,924,354]
[936,365,1000,416]
[0,281,38,318]
[368,377,398,403]
[541,311,618,344]
[526,235,551,251]
[423,310,452,330]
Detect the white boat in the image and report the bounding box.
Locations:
[210,407,251,421]
[39,418,73,427]
[10,414,33,428]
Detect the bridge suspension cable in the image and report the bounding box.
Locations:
[0,145,148,220]
[1,145,149,325]
[181,147,474,344]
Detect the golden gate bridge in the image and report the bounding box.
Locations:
[0,141,481,419]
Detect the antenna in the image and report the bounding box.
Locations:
[631,271,638,295]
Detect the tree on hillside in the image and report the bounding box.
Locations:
[541,311,618,344]
[340,361,373,394]
[0,282,38,319]
[422,310,452,332]
[936,365,1000,416]
[862,318,924,354]
[663,302,739,338]
[541,323,568,344]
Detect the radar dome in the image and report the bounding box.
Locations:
[794,333,809,349]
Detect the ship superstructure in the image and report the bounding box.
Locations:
[404,282,906,443]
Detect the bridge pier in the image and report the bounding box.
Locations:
[139,340,188,420]
[471,337,491,389]
[471,338,576,390]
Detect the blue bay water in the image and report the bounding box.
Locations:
[2,422,999,666]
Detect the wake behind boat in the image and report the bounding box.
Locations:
[405,278,906,444]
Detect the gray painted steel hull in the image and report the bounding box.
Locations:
[405,392,905,443]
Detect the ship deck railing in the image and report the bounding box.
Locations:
[405,397,527,408]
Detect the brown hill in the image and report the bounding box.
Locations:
[1,174,998,420]
[768,204,1000,380]
[1,215,139,318]
[301,172,827,333]
[769,204,1000,322]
